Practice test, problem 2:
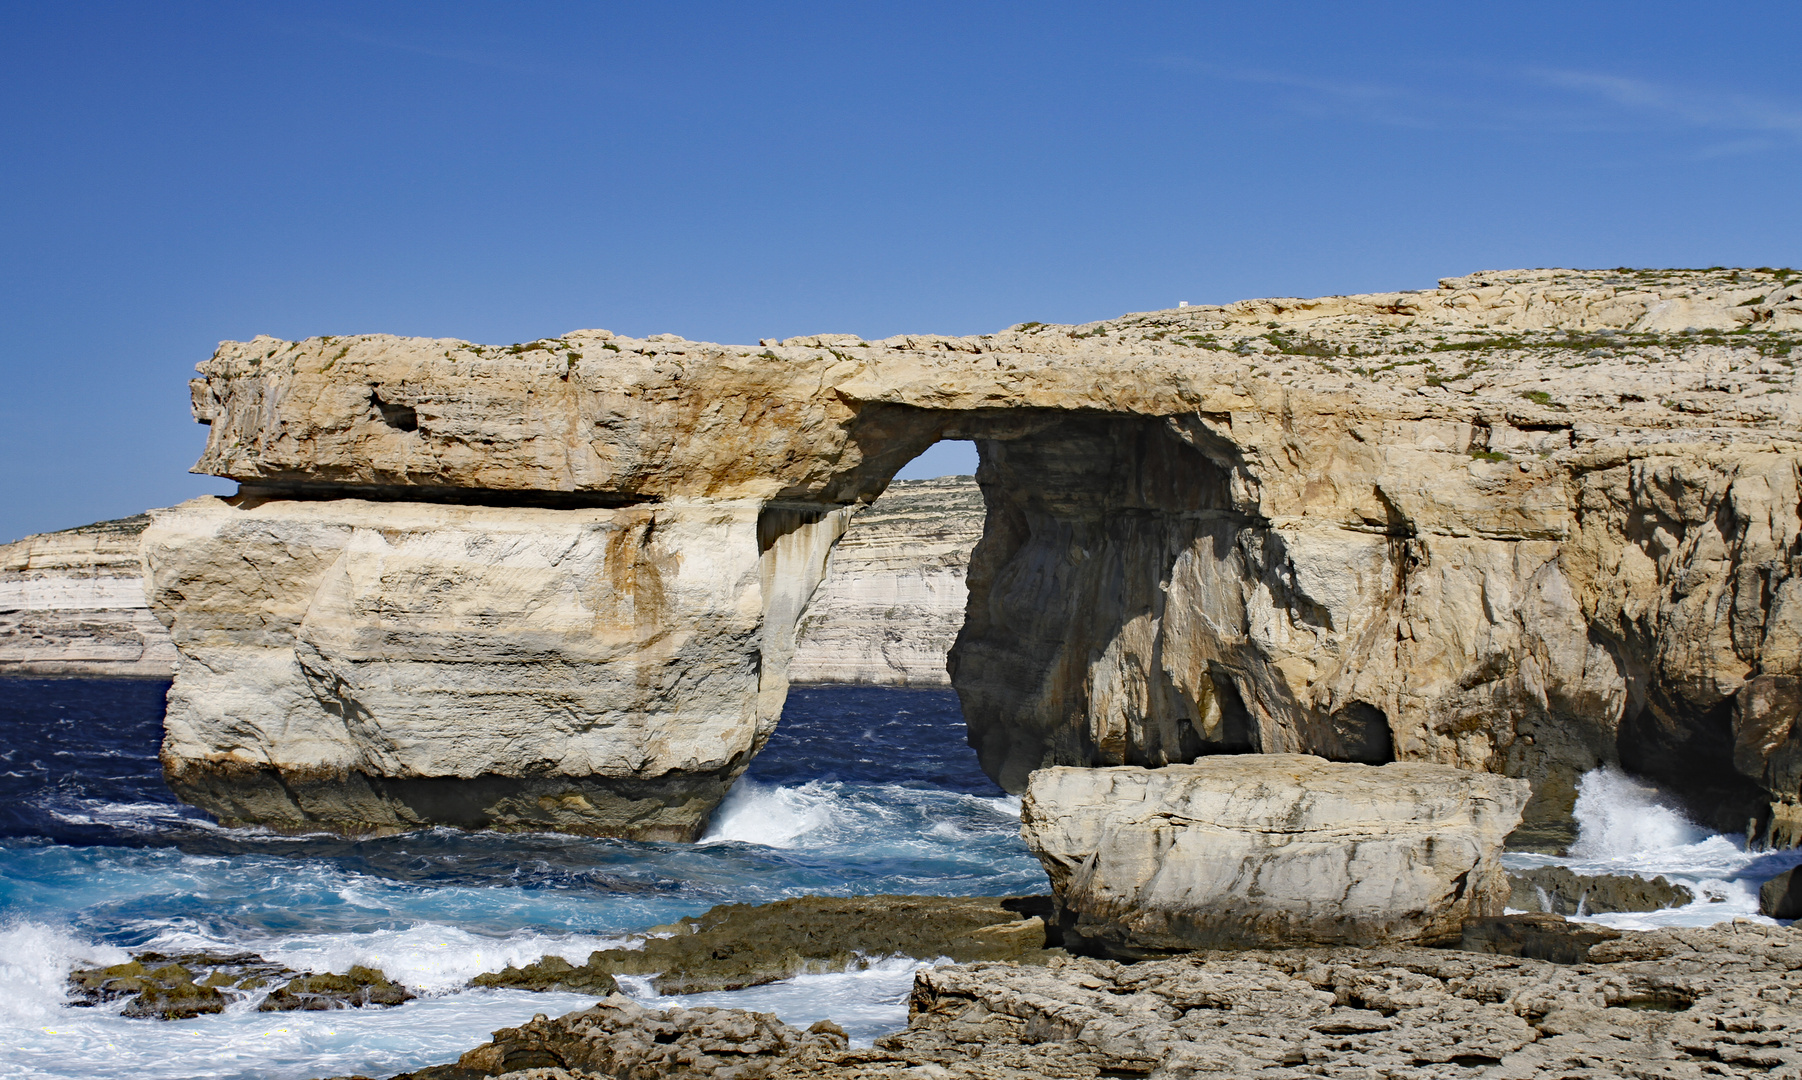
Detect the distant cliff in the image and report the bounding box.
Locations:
[790,476,981,686]
[0,516,176,678]
[0,486,979,687]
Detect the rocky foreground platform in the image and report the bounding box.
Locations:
[332,920,1802,1080]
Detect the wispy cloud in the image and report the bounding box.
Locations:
[1155,56,1802,152]
[1525,68,1802,138]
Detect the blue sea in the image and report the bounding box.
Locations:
[3,679,1796,1080]
[0,679,1038,1080]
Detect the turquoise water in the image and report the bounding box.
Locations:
[0,680,1041,1079]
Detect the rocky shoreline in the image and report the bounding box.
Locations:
[62,878,1779,1079]
[312,917,1802,1080]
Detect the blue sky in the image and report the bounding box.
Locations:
[3,2,1799,541]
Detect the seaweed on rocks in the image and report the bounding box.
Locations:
[470,894,1061,997]
[471,955,620,996]
[68,950,294,1019]
[68,951,415,1018]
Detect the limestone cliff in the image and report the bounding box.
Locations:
[0,516,176,678]
[149,267,1802,841]
[789,476,980,686]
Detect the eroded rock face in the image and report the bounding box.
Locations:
[145,495,848,839]
[1763,866,1802,919]
[150,268,1802,839]
[1021,757,1528,954]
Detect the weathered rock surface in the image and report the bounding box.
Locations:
[357,921,1802,1080]
[0,515,176,678]
[0,477,979,688]
[790,477,981,686]
[1459,912,1624,964]
[259,965,414,1011]
[151,268,1802,840]
[1508,865,1695,915]
[145,494,848,839]
[1022,757,1527,955]
[65,951,411,1019]
[376,996,852,1080]
[473,895,1059,997]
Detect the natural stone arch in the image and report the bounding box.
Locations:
[145,269,1802,844]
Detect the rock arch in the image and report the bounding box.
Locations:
[147,270,1802,844]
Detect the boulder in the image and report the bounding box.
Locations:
[1761,866,1802,919]
[1021,756,1528,956]
[443,995,846,1079]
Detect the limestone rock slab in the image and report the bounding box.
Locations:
[1021,756,1529,955]
[380,921,1802,1080]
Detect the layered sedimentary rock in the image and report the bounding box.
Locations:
[789,476,981,686]
[149,268,1802,840]
[1021,757,1527,954]
[146,495,848,839]
[0,515,176,678]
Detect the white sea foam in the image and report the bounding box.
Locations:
[698,778,1023,854]
[2,983,601,1080]
[979,794,1023,817]
[700,778,838,847]
[1567,766,1709,860]
[0,921,128,1025]
[124,923,635,997]
[40,797,218,833]
[0,918,922,1077]
[1504,766,1802,931]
